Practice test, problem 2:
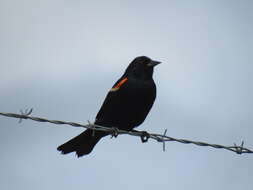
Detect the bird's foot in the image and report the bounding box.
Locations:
[134,130,150,143]
[110,127,119,138]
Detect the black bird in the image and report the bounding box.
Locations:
[57,56,160,157]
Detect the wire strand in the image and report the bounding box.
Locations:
[0,110,252,154]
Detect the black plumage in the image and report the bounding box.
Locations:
[57,56,160,157]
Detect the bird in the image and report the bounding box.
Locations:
[57,56,161,157]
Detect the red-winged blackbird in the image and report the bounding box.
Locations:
[57,56,160,157]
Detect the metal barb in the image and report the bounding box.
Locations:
[87,120,96,137]
[19,108,33,123]
[233,141,245,154]
[162,129,167,152]
[241,140,244,148]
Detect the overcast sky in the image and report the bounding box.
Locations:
[1,0,253,189]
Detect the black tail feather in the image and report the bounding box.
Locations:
[57,129,107,157]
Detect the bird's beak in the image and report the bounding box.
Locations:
[147,60,161,67]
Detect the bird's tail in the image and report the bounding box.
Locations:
[57,129,107,157]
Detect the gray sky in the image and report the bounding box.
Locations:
[1,0,253,189]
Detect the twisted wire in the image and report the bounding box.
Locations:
[0,110,252,154]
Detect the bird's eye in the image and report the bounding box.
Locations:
[144,59,151,65]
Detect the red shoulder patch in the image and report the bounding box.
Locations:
[110,77,128,92]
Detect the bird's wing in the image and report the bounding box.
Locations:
[95,77,129,123]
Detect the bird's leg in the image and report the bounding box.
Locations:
[132,130,150,143]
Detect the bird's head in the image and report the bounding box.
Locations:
[124,56,161,80]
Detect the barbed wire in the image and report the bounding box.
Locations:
[0,109,252,155]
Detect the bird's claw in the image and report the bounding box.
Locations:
[140,131,150,143]
[110,127,119,138]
